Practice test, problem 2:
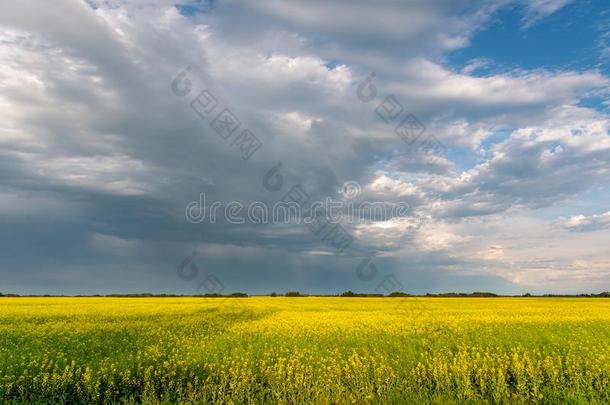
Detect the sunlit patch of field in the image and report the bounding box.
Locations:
[1,297,609,404]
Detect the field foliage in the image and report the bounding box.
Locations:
[1,297,609,403]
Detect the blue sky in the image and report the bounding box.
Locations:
[447,0,609,174]
[0,0,609,295]
[449,1,609,74]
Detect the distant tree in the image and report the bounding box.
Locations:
[230,292,248,297]
[340,291,357,297]
[471,292,498,297]
[388,291,412,297]
[270,292,277,297]
[285,291,303,297]
[523,293,532,297]
[423,292,498,297]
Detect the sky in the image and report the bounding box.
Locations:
[0,0,609,295]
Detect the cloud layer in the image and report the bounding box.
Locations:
[0,0,608,294]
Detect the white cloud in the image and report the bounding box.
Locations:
[460,58,490,75]
[210,0,501,54]
[365,173,423,199]
[521,0,573,29]
[416,106,610,219]
[395,59,607,111]
[478,245,505,260]
[559,211,610,232]
[415,223,471,252]
[32,154,154,196]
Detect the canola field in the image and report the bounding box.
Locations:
[1,297,609,404]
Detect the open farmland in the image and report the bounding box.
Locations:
[1,297,609,404]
